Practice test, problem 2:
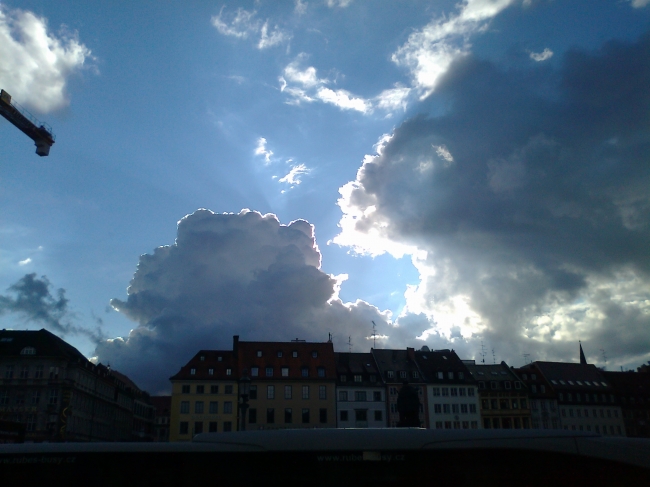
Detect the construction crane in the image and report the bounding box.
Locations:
[0,89,55,156]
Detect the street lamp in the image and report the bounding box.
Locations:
[238,369,251,431]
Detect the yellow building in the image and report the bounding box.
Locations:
[169,350,238,441]
[235,337,337,430]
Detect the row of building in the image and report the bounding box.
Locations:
[1,329,649,442]
[167,335,650,441]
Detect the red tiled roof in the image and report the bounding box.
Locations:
[170,350,237,381]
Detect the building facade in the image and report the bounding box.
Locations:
[235,337,337,430]
[372,348,427,427]
[513,364,562,430]
[169,350,238,442]
[0,329,148,442]
[465,361,532,430]
[415,349,481,430]
[335,352,387,428]
[151,395,171,441]
[603,370,650,438]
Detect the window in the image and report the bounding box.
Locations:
[504,381,511,390]
[180,422,189,435]
[251,367,259,377]
[20,366,29,379]
[514,381,521,390]
[412,371,419,379]
[436,421,443,429]
[521,399,527,409]
[318,385,326,399]
[208,368,214,375]
[387,371,395,379]
[249,408,257,424]
[452,404,459,414]
[491,381,498,390]
[540,385,546,393]
[31,391,40,405]
[432,387,440,396]
[34,365,43,379]
[209,422,218,433]
[339,390,348,401]
[282,367,289,377]
[317,367,325,378]
[267,385,275,399]
[390,387,398,396]
[226,368,232,376]
[459,372,464,379]
[223,422,232,432]
[267,408,275,423]
[182,385,190,394]
[302,408,310,423]
[209,401,218,414]
[340,410,349,421]
[374,410,383,421]
[459,388,466,396]
[468,388,475,397]
[257,350,263,357]
[320,408,328,424]
[20,346,36,355]
[195,401,204,413]
[302,385,310,399]
[211,385,219,394]
[284,385,292,399]
[434,404,442,414]
[292,351,298,358]
[442,388,449,397]
[531,385,537,393]
[373,391,382,401]
[355,409,368,421]
[218,356,222,362]
[512,399,519,409]
[478,381,486,390]
[48,367,58,379]
[355,391,367,402]
[437,372,444,379]
[370,375,377,382]
[285,408,293,423]
[443,404,450,414]
[354,374,362,382]
[302,367,309,377]
[531,374,537,380]
[277,351,283,357]
[48,389,58,405]
[451,388,458,396]
[400,371,407,379]
[448,372,454,379]
[190,368,196,375]
[200,355,205,361]
[491,399,498,409]
[194,422,203,434]
[225,385,233,394]
[266,367,273,377]
[196,385,204,394]
[461,404,468,414]
[223,401,233,414]
[180,401,190,414]
[249,385,257,399]
[312,351,318,358]
[469,404,477,413]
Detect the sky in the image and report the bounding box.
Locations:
[1,0,649,394]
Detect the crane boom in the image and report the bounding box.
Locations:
[0,89,55,156]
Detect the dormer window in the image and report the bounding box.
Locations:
[257,350,263,357]
[190,368,196,375]
[317,367,325,378]
[218,356,223,361]
[354,375,362,382]
[20,347,36,355]
[387,371,395,379]
[226,368,232,376]
[277,351,283,358]
[292,351,298,358]
[251,367,259,377]
[400,371,407,379]
[312,351,318,358]
[266,367,273,377]
[200,355,205,361]
[340,374,347,382]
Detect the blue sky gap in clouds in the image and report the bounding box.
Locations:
[0,0,649,393]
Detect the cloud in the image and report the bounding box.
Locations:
[335,33,650,370]
[98,210,394,393]
[295,0,308,15]
[0,273,103,342]
[326,0,353,7]
[18,258,32,266]
[392,0,516,97]
[0,6,91,112]
[211,7,289,49]
[279,163,310,185]
[631,0,650,8]
[529,48,553,62]
[316,87,371,113]
[254,137,274,163]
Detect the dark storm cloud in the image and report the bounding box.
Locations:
[0,273,104,342]
[98,209,391,393]
[337,33,650,368]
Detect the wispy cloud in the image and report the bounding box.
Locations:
[529,48,553,62]
[630,0,650,8]
[211,7,290,49]
[279,163,310,186]
[254,137,274,163]
[18,258,32,266]
[326,0,353,7]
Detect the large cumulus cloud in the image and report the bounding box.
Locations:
[336,34,650,368]
[96,209,392,393]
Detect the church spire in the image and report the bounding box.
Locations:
[579,341,587,365]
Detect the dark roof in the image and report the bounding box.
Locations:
[533,361,611,391]
[603,371,650,397]
[0,328,87,362]
[236,340,336,380]
[150,396,172,415]
[512,364,556,398]
[170,350,237,381]
[414,350,476,384]
[335,352,382,385]
[111,369,145,394]
[371,348,425,383]
[465,361,520,382]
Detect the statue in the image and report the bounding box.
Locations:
[396,380,421,427]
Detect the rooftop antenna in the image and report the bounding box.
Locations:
[600,349,607,370]
[492,348,496,365]
[327,333,332,343]
[523,353,531,365]
[371,321,378,349]
[480,341,486,364]
[348,336,352,353]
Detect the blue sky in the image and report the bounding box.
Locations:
[1,0,649,393]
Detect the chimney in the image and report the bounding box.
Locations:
[233,335,239,359]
